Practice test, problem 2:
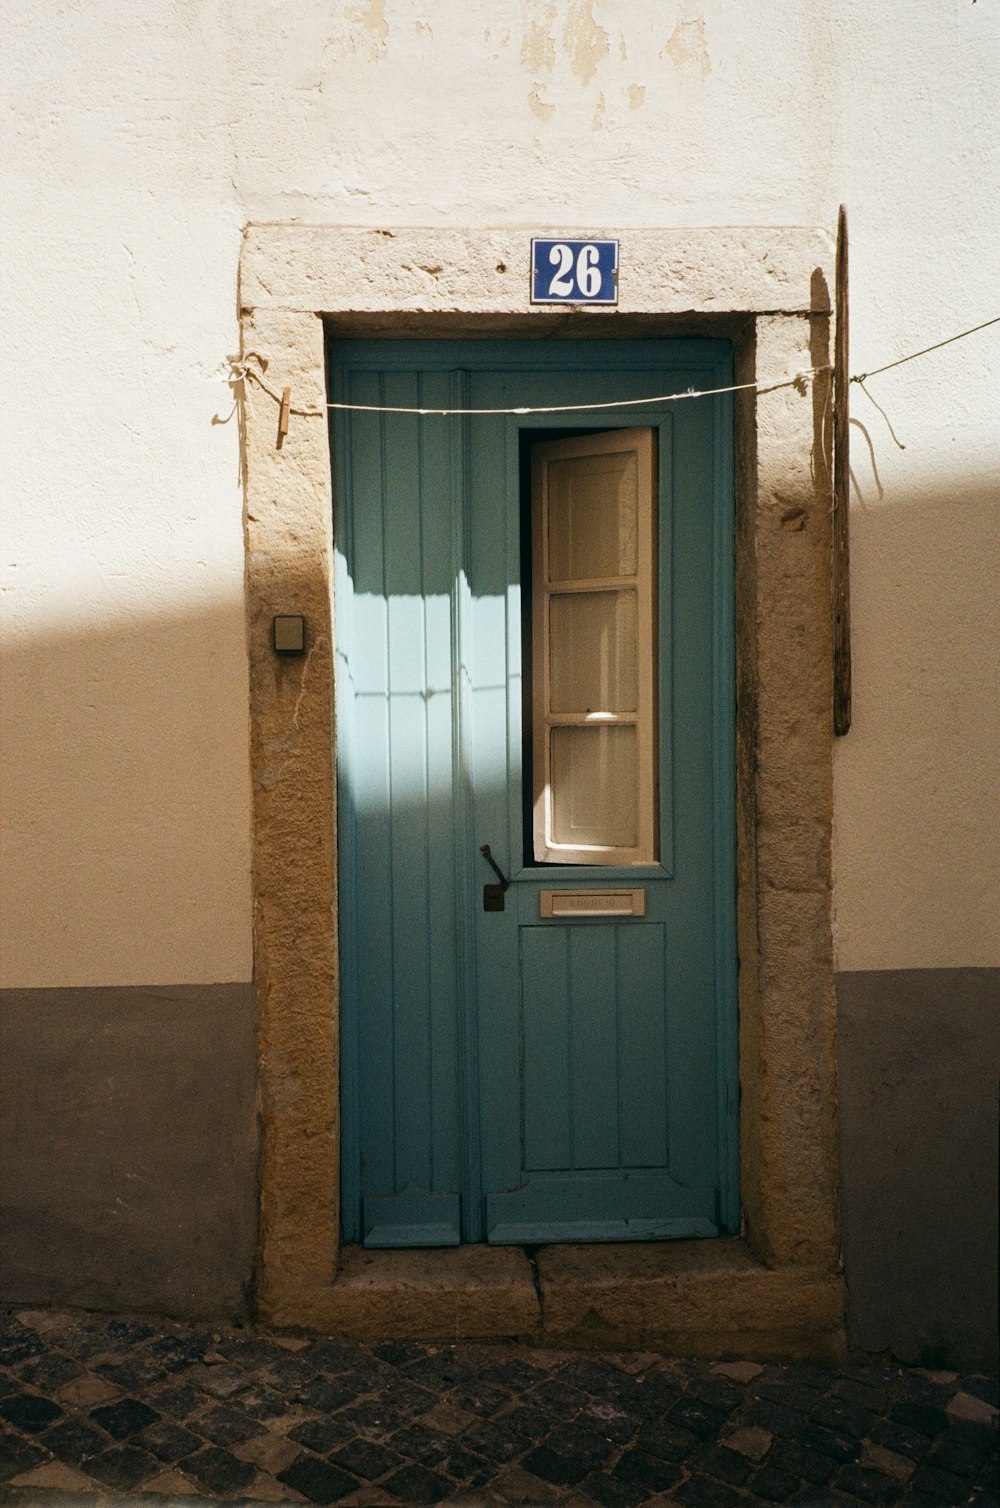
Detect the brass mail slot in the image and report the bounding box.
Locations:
[539,888,646,919]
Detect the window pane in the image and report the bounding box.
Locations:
[550,725,637,848]
[548,451,638,580]
[549,590,637,713]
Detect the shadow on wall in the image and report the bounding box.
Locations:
[0,599,253,986]
[834,472,1000,963]
[832,466,1000,1373]
[0,597,258,1321]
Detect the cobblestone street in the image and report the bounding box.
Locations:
[0,1309,995,1507]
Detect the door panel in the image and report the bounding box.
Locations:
[336,368,466,1246]
[332,340,737,1248]
[520,922,667,1172]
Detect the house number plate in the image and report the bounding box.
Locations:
[531,238,619,305]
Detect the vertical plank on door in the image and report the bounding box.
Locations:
[466,405,517,1237]
[521,927,572,1171]
[348,372,396,1201]
[617,924,669,1169]
[569,927,620,1169]
[419,370,462,1203]
[661,390,722,1192]
[383,374,433,1197]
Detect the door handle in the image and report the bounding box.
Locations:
[480,844,510,912]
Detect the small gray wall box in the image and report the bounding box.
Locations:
[273,615,305,655]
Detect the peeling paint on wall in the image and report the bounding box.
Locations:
[592,90,606,130]
[528,83,556,121]
[627,82,646,110]
[326,0,389,62]
[353,0,388,49]
[664,18,711,79]
[521,3,556,72]
[563,0,609,87]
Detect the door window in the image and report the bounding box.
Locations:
[531,428,658,865]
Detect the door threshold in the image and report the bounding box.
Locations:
[272,1239,844,1362]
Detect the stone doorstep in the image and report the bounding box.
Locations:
[264,1238,845,1362]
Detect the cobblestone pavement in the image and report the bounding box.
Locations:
[0,1310,995,1507]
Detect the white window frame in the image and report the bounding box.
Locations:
[531,426,658,866]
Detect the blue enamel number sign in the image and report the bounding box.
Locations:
[531,238,619,305]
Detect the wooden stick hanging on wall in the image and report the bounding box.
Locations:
[833,204,852,735]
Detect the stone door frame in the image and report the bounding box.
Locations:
[238,225,842,1348]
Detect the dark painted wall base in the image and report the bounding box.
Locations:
[0,984,258,1320]
[837,967,999,1372]
[2,969,996,1365]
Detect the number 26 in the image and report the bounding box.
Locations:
[548,243,603,298]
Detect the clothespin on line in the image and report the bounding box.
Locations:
[278,387,291,446]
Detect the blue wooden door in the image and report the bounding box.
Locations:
[332,340,737,1247]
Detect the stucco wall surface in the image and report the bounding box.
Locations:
[0,985,258,1318]
[837,969,999,1371]
[2,0,998,984]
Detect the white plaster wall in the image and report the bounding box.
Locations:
[1,3,250,985]
[2,0,997,983]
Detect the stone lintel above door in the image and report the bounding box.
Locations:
[240,225,832,320]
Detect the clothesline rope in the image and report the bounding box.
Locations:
[226,312,1000,422]
[229,361,823,418]
[850,314,1000,384]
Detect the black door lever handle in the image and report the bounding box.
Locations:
[480,844,510,890]
[480,844,510,911]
